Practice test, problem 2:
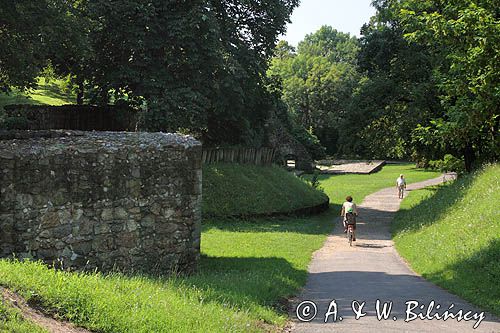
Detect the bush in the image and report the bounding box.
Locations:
[429,154,465,174]
[0,116,30,130]
[308,170,324,191]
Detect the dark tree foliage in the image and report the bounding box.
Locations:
[204,0,298,145]
[1,0,299,146]
[83,0,220,132]
[81,0,299,145]
[0,0,71,91]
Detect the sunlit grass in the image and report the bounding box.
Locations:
[0,301,47,333]
[0,78,75,112]
[393,163,500,315]
[310,163,440,211]
[203,164,328,217]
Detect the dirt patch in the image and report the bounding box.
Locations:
[1,287,92,333]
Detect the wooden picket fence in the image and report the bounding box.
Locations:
[202,147,275,165]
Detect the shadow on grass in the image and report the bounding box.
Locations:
[180,255,307,314]
[424,238,500,316]
[33,82,74,103]
[392,176,474,235]
[202,204,339,235]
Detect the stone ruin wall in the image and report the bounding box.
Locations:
[0,131,202,274]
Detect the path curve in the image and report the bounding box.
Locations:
[290,175,500,333]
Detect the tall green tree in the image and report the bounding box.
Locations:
[345,0,444,160]
[2,0,299,146]
[400,0,500,171]
[268,26,361,155]
[82,0,299,145]
[84,0,221,132]
[191,0,300,144]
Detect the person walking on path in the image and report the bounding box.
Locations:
[396,174,406,199]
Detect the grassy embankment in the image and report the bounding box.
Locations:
[0,302,47,333]
[393,163,499,315]
[0,164,439,332]
[203,164,328,217]
[0,78,75,113]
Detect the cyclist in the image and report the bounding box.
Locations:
[340,196,358,241]
[396,174,406,199]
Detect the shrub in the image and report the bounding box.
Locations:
[429,154,465,174]
[309,170,323,190]
[0,116,30,130]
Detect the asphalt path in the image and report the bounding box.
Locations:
[290,176,500,333]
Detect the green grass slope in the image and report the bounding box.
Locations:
[393,164,500,315]
[0,302,46,333]
[203,164,328,217]
[0,78,75,112]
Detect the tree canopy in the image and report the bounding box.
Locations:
[0,0,299,146]
[268,26,361,155]
[400,0,500,170]
[1,0,497,170]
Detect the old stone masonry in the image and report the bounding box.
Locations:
[0,131,202,274]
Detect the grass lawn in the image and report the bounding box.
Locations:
[392,163,500,315]
[0,164,440,332]
[0,78,75,112]
[312,163,441,212]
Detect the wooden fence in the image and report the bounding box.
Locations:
[202,147,275,165]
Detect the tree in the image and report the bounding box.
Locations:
[400,0,500,171]
[0,0,74,91]
[268,26,362,155]
[2,0,300,146]
[79,0,299,145]
[82,0,220,129]
[203,0,300,145]
[297,25,359,65]
[345,0,444,160]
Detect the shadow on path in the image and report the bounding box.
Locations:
[291,175,500,333]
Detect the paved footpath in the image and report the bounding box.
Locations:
[290,176,500,333]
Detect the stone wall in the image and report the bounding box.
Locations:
[0,131,202,274]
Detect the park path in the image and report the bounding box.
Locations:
[290,175,500,333]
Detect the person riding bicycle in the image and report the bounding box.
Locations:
[341,196,358,241]
[396,174,407,199]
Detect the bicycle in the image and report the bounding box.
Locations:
[345,212,356,246]
[347,223,354,246]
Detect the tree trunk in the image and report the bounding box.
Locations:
[76,80,84,105]
[463,143,475,173]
